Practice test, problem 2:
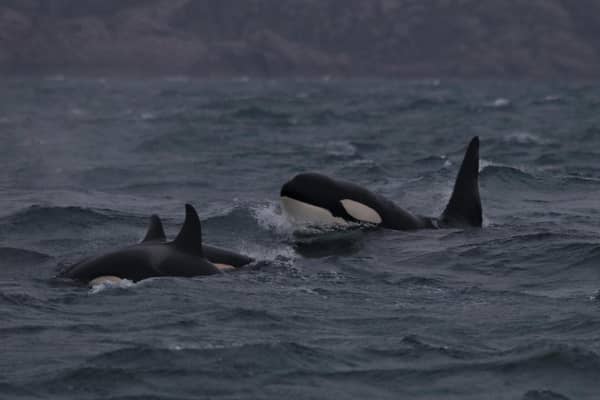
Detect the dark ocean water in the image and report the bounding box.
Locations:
[1,78,600,399]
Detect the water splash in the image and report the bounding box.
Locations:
[483,97,511,108]
[251,202,294,236]
[322,141,357,157]
[89,278,135,294]
[503,131,552,145]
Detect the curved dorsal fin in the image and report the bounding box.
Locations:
[173,204,203,255]
[142,215,166,243]
[440,136,482,227]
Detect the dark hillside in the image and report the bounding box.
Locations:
[1,0,599,78]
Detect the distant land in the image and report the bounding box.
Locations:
[1,0,600,78]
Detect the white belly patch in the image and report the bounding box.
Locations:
[214,263,235,272]
[340,199,382,224]
[89,276,124,287]
[281,196,347,226]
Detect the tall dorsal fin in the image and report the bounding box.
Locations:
[440,137,482,227]
[173,204,203,255]
[142,215,166,243]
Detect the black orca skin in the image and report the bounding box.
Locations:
[62,204,221,283]
[141,213,254,268]
[281,137,482,230]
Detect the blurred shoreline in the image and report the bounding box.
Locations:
[1,1,600,79]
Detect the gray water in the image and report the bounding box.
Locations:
[1,78,600,399]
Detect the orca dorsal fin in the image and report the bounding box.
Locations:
[440,137,482,227]
[173,204,203,255]
[142,215,166,243]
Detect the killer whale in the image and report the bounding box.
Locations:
[62,204,221,283]
[280,137,482,230]
[141,213,254,269]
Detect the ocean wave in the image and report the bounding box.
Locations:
[0,205,134,230]
[292,229,366,259]
[214,306,287,324]
[134,132,204,154]
[198,204,298,263]
[486,97,512,108]
[0,290,45,307]
[307,109,378,125]
[237,244,296,265]
[136,108,189,123]
[395,334,486,360]
[385,276,447,288]
[46,341,348,380]
[531,94,564,105]
[413,155,452,170]
[277,342,600,387]
[567,244,600,269]
[230,106,293,125]
[0,383,35,399]
[479,162,537,183]
[557,173,600,185]
[522,390,571,400]
[250,202,294,236]
[0,247,52,265]
[389,97,457,112]
[319,140,358,157]
[492,343,600,372]
[112,179,212,193]
[503,131,553,145]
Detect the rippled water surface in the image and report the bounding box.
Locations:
[2,78,600,399]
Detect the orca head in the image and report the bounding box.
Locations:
[439,136,483,228]
[280,173,349,225]
[280,173,330,204]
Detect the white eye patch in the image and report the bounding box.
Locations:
[340,199,382,224]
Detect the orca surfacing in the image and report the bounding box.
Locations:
[280,137,482,230]
[141,212,254,269]
[62,204,222,283]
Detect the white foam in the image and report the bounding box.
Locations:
[89,277,134,294]
[239,242,297,264]
[479,158,530,175]
[486,98,511,108]
[478,158,497,172]
[251,201,294,235]
[541,95,561,103]
[140,112,156,121]
[503,131,550,145]
[69,107,87,117]
[323,141,357,157]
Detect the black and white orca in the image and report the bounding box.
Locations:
[280,137,482,230]
[61,204,242,284]
[141,213,254,270]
